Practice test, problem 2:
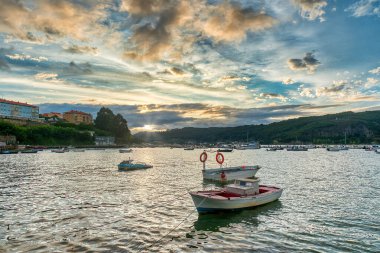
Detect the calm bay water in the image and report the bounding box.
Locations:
[0,148,379,252]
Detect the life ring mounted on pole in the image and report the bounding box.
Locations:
[216,152,224,165]
[200,151,208,163]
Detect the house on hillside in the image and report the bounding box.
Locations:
[63,110,93,125]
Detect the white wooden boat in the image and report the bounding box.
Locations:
[202,166,260,182]
[199,151,260,182]
[189,178,282,213]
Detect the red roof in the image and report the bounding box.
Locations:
[0,98,38,108]
[64,110,92,116]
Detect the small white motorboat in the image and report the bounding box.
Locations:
[200,151,260,182]
[189,178,282,213]
[119,149,133,153]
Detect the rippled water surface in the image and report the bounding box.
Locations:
[1,148,379,252]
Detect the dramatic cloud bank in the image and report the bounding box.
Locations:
[1,0,379,130]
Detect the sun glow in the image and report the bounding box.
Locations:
[143,125,154,131]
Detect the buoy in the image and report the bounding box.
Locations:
[216,152,224,165]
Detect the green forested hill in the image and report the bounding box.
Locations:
[135,111,380,144]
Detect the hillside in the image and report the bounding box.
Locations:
[135,111,380,144]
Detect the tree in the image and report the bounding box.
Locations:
[94,107,132,144]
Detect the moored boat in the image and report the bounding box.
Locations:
[217,148,233,152]
[326,146,340,151]
[266,148,277,151]
[51,149,65,153]
[0,150,19,154]
[118,159,153,170]
[119,149,133,153]
[200,151,260,182]
[286,146,308,151]
[20,149,38,153]
[189,178,282,213]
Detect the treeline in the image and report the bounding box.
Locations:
[135,111,380,144]
[0,121,93,145]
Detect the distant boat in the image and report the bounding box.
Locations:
[72,149,85,152]
[286,146,308,151]
[0,150,19,154]
[20,149,38,153]
[189,178,283,213]
[119,149,133,153]
[239,142,260,150]
[326,146,340,152]
[266,148,277,151]
[118,159,153,170]
[217,148,233,152]
[51,149,65,153]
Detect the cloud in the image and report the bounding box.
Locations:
[365,77,379,88]
[202,2,276,42]
[0,58,10,71]
[0,0,110,42]
[122,1,276,61]
[34,72,59,81]
[120,0,169,15]
[346,0,380,17]
[64,45,98,55]
[298,85,315,98]
[288,52,320,73]
[123,1,193,61]
[6,54,48,62]
[292,0,328,21]
[369,66,380,74]
[316,81,347,97]
[283,77,295,85]
[0,47,13,71]
[260,93,288,101]
[65,61,92,75]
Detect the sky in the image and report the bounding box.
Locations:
[0,0,379,133]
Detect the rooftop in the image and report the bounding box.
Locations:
[0,98,38,108]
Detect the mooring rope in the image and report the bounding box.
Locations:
[136,196,208,252]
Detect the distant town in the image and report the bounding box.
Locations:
[0,98,125,148]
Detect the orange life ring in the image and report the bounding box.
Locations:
[200,151,208,163]
[216,152,224,165]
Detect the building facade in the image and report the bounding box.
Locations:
[0,99,39,120]
[95,136,115,146]
[63,110,93,125]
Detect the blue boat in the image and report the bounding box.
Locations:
[118,159,153,171]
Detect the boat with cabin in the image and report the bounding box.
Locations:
[200,151,260,182]
[189,177,282,213]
